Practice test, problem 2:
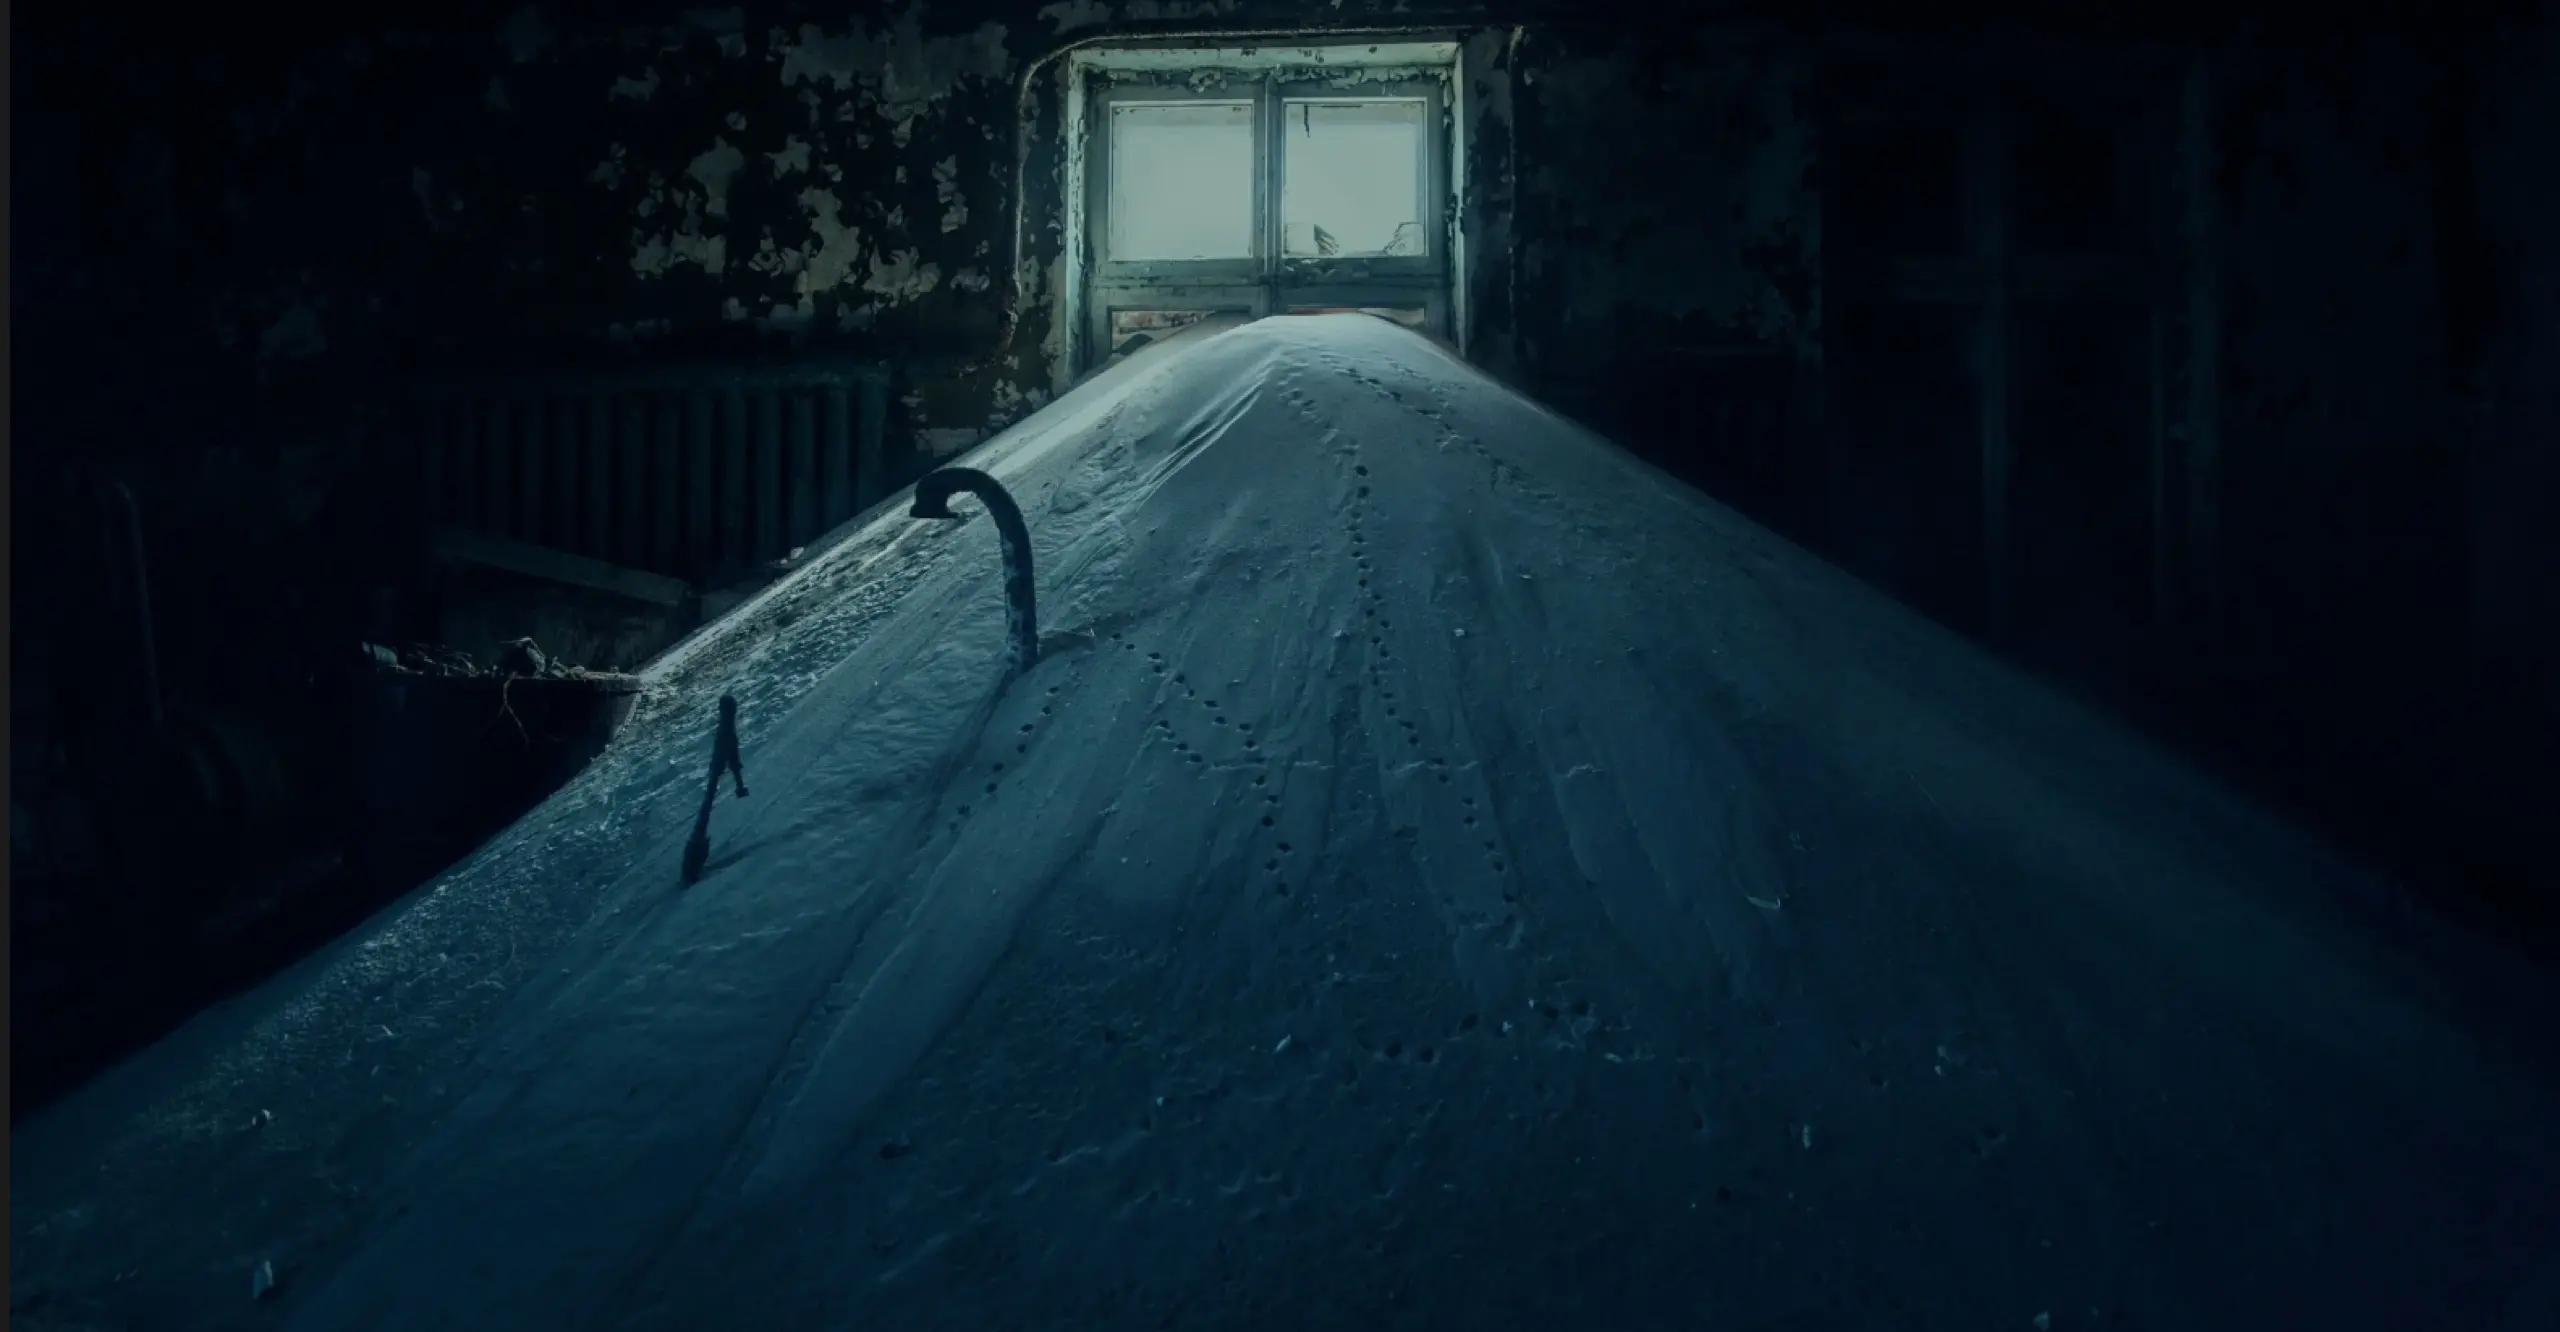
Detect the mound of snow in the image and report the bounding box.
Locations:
[14,315,2559,1332]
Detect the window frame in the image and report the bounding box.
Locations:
[1271,78,1450,286]
[1088,283,1269,361]
[1087,83,1272,287]
[1081,66,1455,367]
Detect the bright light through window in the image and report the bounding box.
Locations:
[1282,99,1426,258]
[1107,101,1255,261]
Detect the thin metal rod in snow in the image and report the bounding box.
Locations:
[680,693,749,885]
[909,466,1039,676]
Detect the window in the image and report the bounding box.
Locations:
[1069,44,1459,371]
[1280,99,1429,259]
[1106,101,1256,261]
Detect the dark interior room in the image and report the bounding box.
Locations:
[11,0,2560,1327]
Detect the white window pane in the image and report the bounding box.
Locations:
[1107,102,1254,261]
[1281,99,1427,259]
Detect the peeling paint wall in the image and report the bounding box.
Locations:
[20,7,1015,392]
[575,8,1015,341]
[15,0,1836,482]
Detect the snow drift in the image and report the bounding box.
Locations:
[14,314,2560,1332]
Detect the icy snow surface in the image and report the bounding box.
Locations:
[14,315,2560,1331]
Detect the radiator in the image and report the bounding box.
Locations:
[408,358,894,586]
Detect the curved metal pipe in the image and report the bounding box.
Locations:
[910,467,1039,676]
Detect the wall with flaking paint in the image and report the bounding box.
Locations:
[14,1,1822,476]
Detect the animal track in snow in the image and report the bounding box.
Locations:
[1124,645,1293,894]
[939,660,1093,840]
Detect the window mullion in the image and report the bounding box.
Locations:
[1260,74,1282,298]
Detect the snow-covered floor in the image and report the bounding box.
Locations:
[14,314,2560,1331]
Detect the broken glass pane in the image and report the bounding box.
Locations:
[1281,99,1427,259]
[1107,101,1255,261]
